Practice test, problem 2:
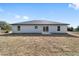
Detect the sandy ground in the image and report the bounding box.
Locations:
[0,33,79,56]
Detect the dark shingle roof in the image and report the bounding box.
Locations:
[11,20,69,25]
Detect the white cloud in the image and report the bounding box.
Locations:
[15,15,21,19]
[0,8,4,12]
[15,15,29,20]
[69,3,79,10]
[22,16,29,19]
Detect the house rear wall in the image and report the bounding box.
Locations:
[12,25,68,33]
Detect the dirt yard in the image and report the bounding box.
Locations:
[0,33,79,56]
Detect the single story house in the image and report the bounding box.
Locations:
[11,20,69,34]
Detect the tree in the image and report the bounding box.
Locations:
[0,21,11,33]
[67,27,74,31]
[75,26,79,31]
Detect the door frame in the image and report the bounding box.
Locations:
[42,26,50,34]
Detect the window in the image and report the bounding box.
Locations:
[35,26,38,29]
[43,27,45,32]
[17,26,20,31]
[57,26,60,31]
[46,26,49,32]
[43,26,49,32]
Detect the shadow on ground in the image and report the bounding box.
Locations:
[0,33,79,38]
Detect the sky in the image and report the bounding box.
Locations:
[0,3,79,27]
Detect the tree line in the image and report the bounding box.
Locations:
[67,26,79,32]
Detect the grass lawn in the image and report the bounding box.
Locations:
[0,33,79,56]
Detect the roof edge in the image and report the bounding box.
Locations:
[11,24,69,25]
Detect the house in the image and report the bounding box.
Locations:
[11,20,69,34]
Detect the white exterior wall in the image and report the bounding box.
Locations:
[12,25,42,33]
[49,25,67,33]
[12,25,68,33]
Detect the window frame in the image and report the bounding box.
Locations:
[17,26,21,31]
[35,26,38,29]
[57,26,60,31]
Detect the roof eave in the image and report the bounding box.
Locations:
[11,24,69,25]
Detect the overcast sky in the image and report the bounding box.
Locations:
[0,3,79,27]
